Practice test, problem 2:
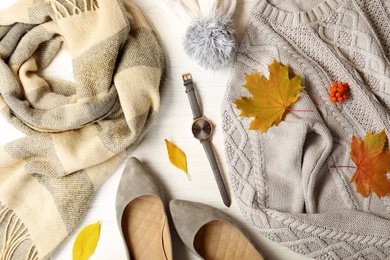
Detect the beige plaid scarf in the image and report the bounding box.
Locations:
[0,0,165,259]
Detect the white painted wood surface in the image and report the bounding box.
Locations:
[0,0,312,259]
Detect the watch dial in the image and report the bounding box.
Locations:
[192,118,212,140]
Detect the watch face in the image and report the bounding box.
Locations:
[192,118,212,141]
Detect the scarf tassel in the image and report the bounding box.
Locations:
[49,0,99,19]
[0,207,38,260]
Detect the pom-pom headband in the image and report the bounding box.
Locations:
[156,0,237,70]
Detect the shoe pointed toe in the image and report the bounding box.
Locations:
[116,157,162,218]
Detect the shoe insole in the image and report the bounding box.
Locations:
[194,220,264,260]
[122,195,172,260]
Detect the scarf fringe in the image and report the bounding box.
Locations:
[0,207,38,260]
[49,0,99,19]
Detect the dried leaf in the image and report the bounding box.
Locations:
[72,221,100,260]
[350,130,390,198]
[233,59,304,133]
[165,139,188,177]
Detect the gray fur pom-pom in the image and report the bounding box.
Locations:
[183,13,236,71]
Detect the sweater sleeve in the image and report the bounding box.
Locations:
[221,11,338,215]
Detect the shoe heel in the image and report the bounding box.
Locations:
[170,199,265,260]
[122,194,172,260]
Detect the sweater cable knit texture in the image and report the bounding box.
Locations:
[222,0,390,258]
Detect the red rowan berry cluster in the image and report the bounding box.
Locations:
[329,82,348,103]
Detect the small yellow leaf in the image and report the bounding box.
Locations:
[165,139,188,177]
[72,221,101,260]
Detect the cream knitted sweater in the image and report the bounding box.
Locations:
[222,0,390,258]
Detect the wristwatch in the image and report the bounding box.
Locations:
[182,73,231,207]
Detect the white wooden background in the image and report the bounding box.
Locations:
[0,0,313,259]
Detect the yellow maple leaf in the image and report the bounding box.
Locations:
[165,139,189,178]
[233,60,304,134]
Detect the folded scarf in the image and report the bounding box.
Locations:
[0,0,165,258]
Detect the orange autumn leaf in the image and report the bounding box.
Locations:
[350,130,390,198]
[233,60,304,134]
[165,139,189,178]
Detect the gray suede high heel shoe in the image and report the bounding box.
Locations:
[115,157,172,260]
[169,199,265,260]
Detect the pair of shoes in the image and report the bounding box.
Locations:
[116,157,265,260]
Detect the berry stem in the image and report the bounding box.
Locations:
[331,166,357,169]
